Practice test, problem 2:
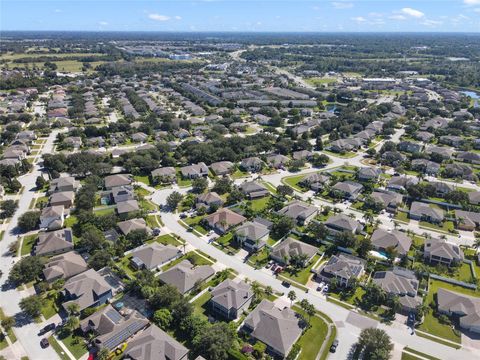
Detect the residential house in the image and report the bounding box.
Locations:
[331,181,364,200]
[43,251,88,282]
[240,157,263,173]
[316,254,365,287]
[131,132,148,143]
[151,167,176,184]
[195,192,224,209]
[124,324,189,360]
[370,229,412,256]
[116,199,140,218]
[130,243,182,270]
[39,205,65,230]
[49,191,75,208]
[325,214,362,234]
[431,181,454,196]
[180,163,209,179]
[277,201,318,225]
[455,210,480,231]
[437,288,480,334]
[62,269,113,312]
[468,191,480,205]
[371,191,403,213]
[235,220,271,252]
[387,176,418,192]
[266,154,290,169]
[357,167,382,182]
[300,172,329,192]
[157,260,215,294]
[34,228,74,256]
[424,238,464,266]
[117,218,151,236]
[292,150,313,160]
[456,151,480,165]
[242,299,303,358]
[415,131,434,143]
[239,181,269,199]
[105,174,132,190]
[203,208,246,234]
[329,138,362,153]
[398,141,423,154]
[209,161,234,176]
[111,186,135,204]
[411,159,440,175]
[409,202,444,223]
[270,237,317,266]
[210,279,253,320]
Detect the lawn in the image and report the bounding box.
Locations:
[231,169,249,179]
[58,331,88,359]
[154,234,184,246]
[305,77,337,86]
[249,196,270,211]
[161,251,213,271]
[419,221,454,233]
[133,175,151,186]
[40,291,60,320]
[192,291,212,318]
[281,254,320,285]
[20,234,37,256]
[402,348,440,360]
[215,232,240,254]
[118,255,137,278]
[93,206,115,216]
[48,336,71,360]
[282,174,307,191]
[293,306,330,360]
[176,175,192,187]
[247,248,270,268]
[139,198,157,212]
[0,307,17,344]
[395,211,410,223]
[323,150,357,159]
[64,215,78,228]
[183,215,209,235]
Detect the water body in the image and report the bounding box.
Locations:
[461,90,479,108]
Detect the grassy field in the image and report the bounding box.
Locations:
[282,174,307,191]
[249,196,270,211]
[293,306,330,360]
[58,332,88,359]
[154,234,184,246]
[281,254,320,285]
[40,291,60,320]
[419,220,454,233]
[192,291,212,318]
[247,248,270,268]
[20,234,37,256]
[183,215,208,235]
[305,77,337,86]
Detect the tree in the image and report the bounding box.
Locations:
[9,256,44,284]
[356,237,373,258]
[1,316,15,332]
[265,286,273,297]
[306,221,328,241]
[64,316,80,333]
[0,200,17,219]
[287,290,297,306]
[153,308,173,330]
[180,313,209,341]
[253,341,267,359]
[192,177,208,194]
[66,303,80,316]
[212,178,232,195]
[271,215,294,239]
[299,299,315,325]
[35,176,47,189]
[166,191,183,210]
[78,225,106,253]
[335,231,356,249]
[194,322,236,360]
[148,284,182,310]
[19,295,42,318]
[88,251,112,270]
[276,185,294,198]
[96,347,110,360]
[251,281,263,302]
[356,328,393,360]
[17,211,41,232]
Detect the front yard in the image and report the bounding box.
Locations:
[419,220,455,233]
[280,254,321,285]
[20,234,37,256]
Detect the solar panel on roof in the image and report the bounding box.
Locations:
[102,320,146,350]
[105,309,122,324]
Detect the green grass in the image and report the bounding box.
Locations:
[176,176,192,187]
[40,291,60,320]
[134,186,151,197]
[402,353,422,360]
[247,248,270,268]
[183,215,209,235]
[0,307,17,345]
[403,348,440,360]
[215,232,240,254]
[139,198,156,212]
[154,234,184,246]
[323,150,357,158]
[281,254,320,285]
[395,211,410,223]
[64,215,78,228]
[118,255,137,278]
[192,291,212,317]
[48,336,71,360]
[133,175,151,186]
[161,251,213,271]
[231,169,249,179]
[20,234,37,256]
[58,332,88,359]
[293,306,330,360]
[249,196,270,211]
[93,207,115,216]
[419,221,454,233]
[415,331,461,349]
[305,77,337,86]
[282,174,307,191]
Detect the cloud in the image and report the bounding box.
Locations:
[351,16,367,23]
[99,21,109,26]
[389,14,407,20]
[464,0,480,4]
[332,2,353,10]
[420,19,442,26]
[174,15,182,20]
[401,7,425,18]
[148,13,170,21]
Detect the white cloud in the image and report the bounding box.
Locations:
[332,2,353,10]
[464,0,480,5]
[389,14,407,20]
[351,16,367,23]
[174,15,182,20]
[99,21,109,26]
[401,7,425,18]
[420,19,442,26]
[148,13,170,21]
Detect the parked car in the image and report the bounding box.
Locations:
[330,339,339,353]
[317,282,325,291]
[282,280,291,288]
[407,312,416,326]
[40,338,49,348]
[322,285,329,293]
[179,213,187,219]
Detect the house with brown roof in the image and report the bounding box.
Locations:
[270,237,317,266]
[151,167,176,184]
[49,176,79,193]
[40,205,65,230]
[117,218,151,236]
[49,191,75,208]
[105,174,132,190]
[203,208,246,234]
[277,200,318,225]
[324,214,362,235]
[180,162,209,179]
[116,199,140,218]
[34,228,74,256]
[195,192,224,209]
[209,161,234,176]
[409,202,444,223]
[316,253,365,287]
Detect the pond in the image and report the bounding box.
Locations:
[461,90,479,107]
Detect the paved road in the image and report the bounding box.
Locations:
[0,130,62,360]
[151,187,480,360]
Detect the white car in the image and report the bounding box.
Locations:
[316,282,325,291]
[322,285,329,293]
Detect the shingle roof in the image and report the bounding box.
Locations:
[130,243,181,270]
[158,260,214,294]
[210,279,252,311]
[370,229,412,256]
[63,269,112,311]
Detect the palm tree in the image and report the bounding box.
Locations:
[287,290,297,306]
[66,303,80,316]
[251,281,263,302]
[64,316,80,334]
[96,347,110,360]
[474,238,480,249]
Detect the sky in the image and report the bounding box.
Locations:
[1,0,480,32]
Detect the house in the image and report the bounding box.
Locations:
[439,135,464,147]
[124,324,189,360]
[105,174,132,190]
[40,205,65,230]
[357,167,382,181]
[437,288,480,334]
[117,218,151,236]
[316,254,365,287]
[240,157,263,172]
[370,229,412,256]
[49,176,79,193]
[409,202,444,223]
[425,145,454,159]
[235,220,271,252]
[157,260,215,294]
[151,167,176,184]
[210,279,253,320]
[131,132,148,143]
[456,151,480,165]
[203,208,246,234]
[270,237,317,266]
[325,214,362,234]
[424,238,464,266]
[80,305,149,351]
[239,181,269,199]
[292,150,313,160]
[331,181,364,200]
[62,269,113,312]
[111,186,135,204]
[180,162,209,179]
[49,191,75,208]
[415,131,434,142]
[372,268,421,313]
[130,243,182,270]
[411,159,440,175]
[64,136,82,149]
[329,138,362,152]
[398,141,423,153]
[242,299,303,358]
[195,192,224,209]
[431,181,454,196]
[454,210,480,231]
[300,172,329,192]
[468,191,480,205]
[34,228,74,256]
[266,154,290,169]
[277,201,318,225]
[387,176,418,192]
[444,163,475,180]
[43,251,88,282]
[371,191,403,212]
[209,161,234,176]
[116,199,140,218]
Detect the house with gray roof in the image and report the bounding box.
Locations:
[151,167,176,184]
[130,243,182,270]
[105,174,132,190]
[40,205,65,230]
[270,237,317,266]
[370,229,412,256]
[239,181,269,199]
[371,191,403,213]
[358,167,382,182]
[409,202,444,223]
[43,251,88,283]
[210,279,253,320]
[387,176,418,192]
[49,176,79,193]
[209,161,234,176]
[240,157,263,173]
[234,220,270,252]
[424,238,464,266]
[411,159,440,175]
[277,201,318,225]
[180,162,209,179]
[437,288,480,334]
[293,150,313,160]
[266,154,290,169]
[455,209,480,231]
[110,185,134,204]
[242,299,304,358]
[324,214,362,235]
[34,228,74,256]
[300,172,329,192]
[195,192,224,209]
[116,199,140,218]
[124,324,189,360]
[468,191,480,205]
[158,260,215,294]
[331,181,364,200]
[49,190,75,208]
[316,254,365,287]
[117,218,151,236]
